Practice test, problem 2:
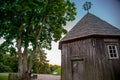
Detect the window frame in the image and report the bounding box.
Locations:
[107,44,119,59]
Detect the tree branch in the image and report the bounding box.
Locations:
[36,17,46,42]
[28,15,46,73]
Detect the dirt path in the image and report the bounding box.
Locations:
[37,74,60,80]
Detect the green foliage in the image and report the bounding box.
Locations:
[32,46,50,74]
[0,63,12,72]
[0,53,18,72]
[53,67,61,75]
[0,53,3,62]
[35,62,50,74]
[49,65,61,74]
[0,0,76,50]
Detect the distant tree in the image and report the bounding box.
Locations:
[0,51,3,62]
[49,64,61,74]
[0,43,18,72]
[0,53,18,72]
[1,53,18,72]
[0,0,76,80]
[36,47,50,74]
[32,46,50,74]
[53,67,61,75]
[0,63,12,72]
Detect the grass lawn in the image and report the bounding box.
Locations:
[0,73,8,80]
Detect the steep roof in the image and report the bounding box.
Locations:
[60,13,120,43]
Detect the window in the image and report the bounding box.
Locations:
[107,45,119,59]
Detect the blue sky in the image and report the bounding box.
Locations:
[46,0,120,65]
[69,0,120,29]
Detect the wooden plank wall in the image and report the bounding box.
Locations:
[94,38,109,80]
[61,39,93,80]
[94,38,120,80]
[61,38,120,80]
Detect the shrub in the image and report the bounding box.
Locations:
[0,63,12,72]
[53,67,61,75]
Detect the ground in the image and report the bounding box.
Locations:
[37,74,60,80]
[0,73,60,80]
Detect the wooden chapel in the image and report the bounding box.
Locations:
[59,13,120,80]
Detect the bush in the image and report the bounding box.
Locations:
[53,67,61,75]
[0,63,12,72]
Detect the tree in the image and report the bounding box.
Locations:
[35,46,50,74]
[49,64,61,73]
[0,53,18,72]
[0,0,76,80]
[31,46,50,74]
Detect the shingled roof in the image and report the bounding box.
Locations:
[60,13,120,43]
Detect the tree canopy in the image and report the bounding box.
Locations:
[0,0,76,50]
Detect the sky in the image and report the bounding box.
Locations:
[45,0,120,65]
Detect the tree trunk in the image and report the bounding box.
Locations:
[16,22,25,80]
[23,46,28,80]
[17,35,23,80]
[17,16,45,80]
[28,46,36,76]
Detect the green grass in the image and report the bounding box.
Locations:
[0,73,8,80]
[0,75,8,80]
